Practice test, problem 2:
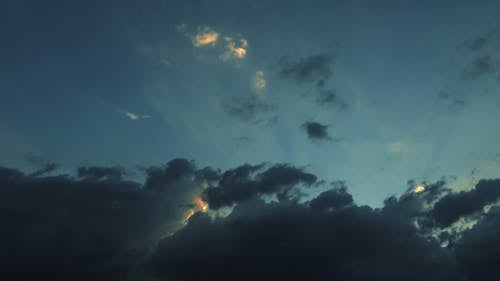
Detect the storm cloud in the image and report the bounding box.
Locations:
[0,159,215,281]
[1,160,500,280]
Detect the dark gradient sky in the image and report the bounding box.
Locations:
[1,1,500,280]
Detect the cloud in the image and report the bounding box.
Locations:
[316,89,348,109]
[124,111,152,120]
[2,159,500,281]
[202,163,317,209]
[223,96,273,122]
[0,159,217,280]
[461,55,500,79]
[462,28,500,52]
[220,37,248,61]
[150,197,460,281]
[252,70,266,91]
[278,54,334,84]
[438,91,465,110]
[431,179,500,227]
[77,166,126,181]
[192,26,219,47]
[24,153,58,177]
[309,186,353,211]
[301,121,333,141]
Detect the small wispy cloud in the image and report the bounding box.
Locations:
[117,109,152,121]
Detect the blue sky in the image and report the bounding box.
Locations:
[1,0,500,206]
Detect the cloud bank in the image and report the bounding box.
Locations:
[1,159,500,281]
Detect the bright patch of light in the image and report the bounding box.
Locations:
[413,184,426,193]
[195,196,209,212]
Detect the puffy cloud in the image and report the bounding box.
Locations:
[0,159,216,280]
[301,121,333,141]
[2,159,500,281]
[431,179,500,227]
[77,166,125,181]
[309,186,353,211]
[150,198,460,281]
[220,36,248,61]
[192,26,219,47]
[202,163,317,209]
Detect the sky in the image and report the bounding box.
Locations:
[1,1,500,280]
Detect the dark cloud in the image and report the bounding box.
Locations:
[316,89,348,109]
[301,121,333,141]
[223,96,273,122]
[202,163,317,209]
[0,160,214,281]
[278,54,334,84]
[455,206,500,281]
[2,159,500,281]
[461,55,500,79]
[77,166,125,181]
[29,162,58,177]
[309,186,353,211]
[144,158,196,190]
[431,179,500,227]
[150,198,460,281]
[24,153,58,177]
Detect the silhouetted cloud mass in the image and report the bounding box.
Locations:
[1,160,500,281]
[202,163,317,209]
[432,179,500,227]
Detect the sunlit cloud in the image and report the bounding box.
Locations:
[413,184,426,193]
[193,26,219,47]
[220,36,248,61]
[183,181,210,222]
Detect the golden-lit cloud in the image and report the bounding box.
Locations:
[413,184,426,193]
[253,70,266,90]
[193,26,219,47]
[194,196,209,212]
[220,36,248,61]
[183,196,209,222]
